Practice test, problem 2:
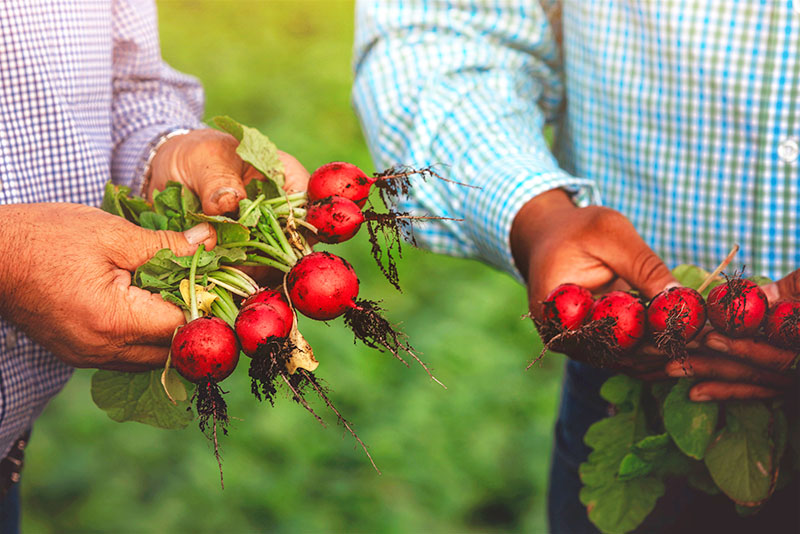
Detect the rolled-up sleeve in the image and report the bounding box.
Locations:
[353,0,599,280]
[110,0,205,192]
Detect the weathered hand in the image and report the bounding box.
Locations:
[0,203,216,371]
[511,188,676,370]
[147,128,310,215]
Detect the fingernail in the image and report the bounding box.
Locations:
[762,283,779,303]
[183,223,211,245]
[706,337,729,354]
[666,362,692,377]
[210,186,241,204]
[664,281,682,290]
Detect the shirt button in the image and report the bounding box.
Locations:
[778,137,799,163]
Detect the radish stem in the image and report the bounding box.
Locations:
[698,244,740,293]
[188,245,204,321]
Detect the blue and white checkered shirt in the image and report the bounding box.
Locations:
[0,0,203,457]
[353,1,800,283]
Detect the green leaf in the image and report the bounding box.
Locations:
[580,476,665,534]
[91,370,194,429]
[704,401,776,505]
[687,463,721,495]
[663,379,718,459]
[631,433,670,462]
[139,211,168,231]
[213,115,285,189]
[671,264,724,298]
[237,198,262,227]
[581,412,646,487]
[599,374,641,407]
[618,453,653,480]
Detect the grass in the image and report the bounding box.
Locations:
[21,2,564,532]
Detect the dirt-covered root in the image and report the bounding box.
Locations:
[362,209,407,291]
[344,299,446,388]
[248,339,293,405]
[653,304,692,367]
[373,164,477,206]
[529,316,620,369]
[193,377,230,489]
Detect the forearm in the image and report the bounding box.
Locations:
[353,0,598,278]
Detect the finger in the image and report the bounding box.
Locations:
[195,162,248,215]
[762,268,800,302]
[109,278,186,345]
[665,355,794,388]
[702,332,797,372]
[689,382,782,402]
[597,214,678,299]
[102,344,170,370]
[112,223,217,271]
[278,150,310,193]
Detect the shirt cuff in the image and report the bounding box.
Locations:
[463,154,601,283]
[113,122,205,193]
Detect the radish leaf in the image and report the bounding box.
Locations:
[213,115,285,189]
[663,379,718,460]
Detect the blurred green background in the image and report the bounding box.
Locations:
[22,1,564,532]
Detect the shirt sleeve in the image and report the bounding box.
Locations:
[352,0,600,281]
[110,0,206,192]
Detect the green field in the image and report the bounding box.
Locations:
[21,2,563,532]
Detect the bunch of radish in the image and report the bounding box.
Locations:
[152,158,460,485]
[531,271,800,367]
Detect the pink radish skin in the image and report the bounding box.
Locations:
[171,317,240,383]
[305,196,365,244]
[647,286,707,342]
[287,251,359,321]
[707,279,768,337]
[242,290,293,327]
[235,303,293,357]
[308,162,373,207]
[590,291,646,351]
[542,283,594,331]
[764,300,800,349]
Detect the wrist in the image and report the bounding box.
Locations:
[140,128,192,200]
[510,188,577,279]
[0,204,30,318]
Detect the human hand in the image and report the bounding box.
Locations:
[511,188,677,372]
[147,128,310,215]
[0,203,217,371]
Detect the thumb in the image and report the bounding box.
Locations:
[602,227,678,299]
[115,222,217,271]
[762,268,800,303]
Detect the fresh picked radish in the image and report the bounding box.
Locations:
[308,162,373,207]
[235,302,292,357]
[589,291,646,353]
[241,289,294,328]
[305,196,365,244]
[172,316,240,384]
[647,286,706,359]
[541,283,595,331]
[286,251,360,321]
[528,283,595,369]
[287,251,444,387]
[764,300,800,349]
[707,276,768,337]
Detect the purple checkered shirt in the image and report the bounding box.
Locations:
[0,0,204,458]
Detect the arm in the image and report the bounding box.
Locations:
[353,2,674,307]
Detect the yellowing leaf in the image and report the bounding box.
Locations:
[179,279,218,315]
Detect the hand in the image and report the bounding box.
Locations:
[147,128,310,216]
[0,203,216,371]
[636,273,800,401]
[511,189,677,372]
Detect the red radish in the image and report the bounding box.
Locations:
[764,300,800,349]
[171,316,240,383]
[242,289,294,327]
[287,251,444,387]
[235,303,292,357]
[286,251,359,321]
[308,162,373,207]
[305,196,365,244]
[647,287,707,342]
[541,283,594,331]
[706,278,768,337]
[589,291,646,352]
